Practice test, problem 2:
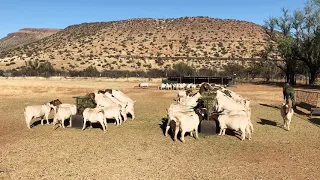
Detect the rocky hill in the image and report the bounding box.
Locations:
[0,17,269,71]
[0,28,60,53]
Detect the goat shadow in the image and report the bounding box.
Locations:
[159,117,177,141]
[258,118,278,126]
[30,118,54,128]
[126,113,133,120]
[258,118,286,130]
[73,116,118,130]
[159,118,234,141]
[259,103,281,110]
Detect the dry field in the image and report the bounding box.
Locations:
[0,78,319,180]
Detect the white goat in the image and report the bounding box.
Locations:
[53,106,73,128]
[103,92,128,122]
[177,90,187,104]
[166,108,200,143]
[101,106,123,126]
[182,92,202,108]
[52,104,77,127]
[280,103,294,131]
[159,83,166,90]
[82,108,106,132]
[224,88,246,105]
[139,83,149,88]
[24,102,53,129]
[58,104,77,115]
[89,92,126,121]
[218,112,252,140]
[214,90,246,112]
[105,89,136,120]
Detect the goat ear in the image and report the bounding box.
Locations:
[165,109,168,113]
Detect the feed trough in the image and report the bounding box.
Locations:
[198,119,220,135]
[197,90,220,135]
[70,96,96,129]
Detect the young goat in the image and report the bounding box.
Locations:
[280,103,294,131]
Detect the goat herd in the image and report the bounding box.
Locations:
[23,83,294,143]
[24,89,136,131]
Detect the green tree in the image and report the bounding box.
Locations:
[172,62,194,76]
[82,66,100,77]
[221,64,247,78]
[264,9,298,84]
[264,1,320,84]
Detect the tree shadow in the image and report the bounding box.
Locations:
[308,117,320,126]
[260,103,310,116]
[293,106,310,116]
[251,81,320,90]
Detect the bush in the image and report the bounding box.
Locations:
[171,62,195,76]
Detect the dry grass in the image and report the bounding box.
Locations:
[0,78,319,180]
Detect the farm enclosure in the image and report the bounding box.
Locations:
[0,78,319,180]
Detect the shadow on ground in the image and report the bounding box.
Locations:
[259,103,310,116]
[159,118,201,142]
[31,118,54,128]
[250,81,320,90]
[308,117,320,126]
[258,118,278,126]
[159,117,178,141]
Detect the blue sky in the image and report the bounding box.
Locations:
[0,0,307,38]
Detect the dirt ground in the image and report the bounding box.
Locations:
[0,78,319,180]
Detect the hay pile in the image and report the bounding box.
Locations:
[199,90,217,115]
[73,96,96,115]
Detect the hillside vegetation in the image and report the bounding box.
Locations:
[0,28,60,53]
[0,17,269,71]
